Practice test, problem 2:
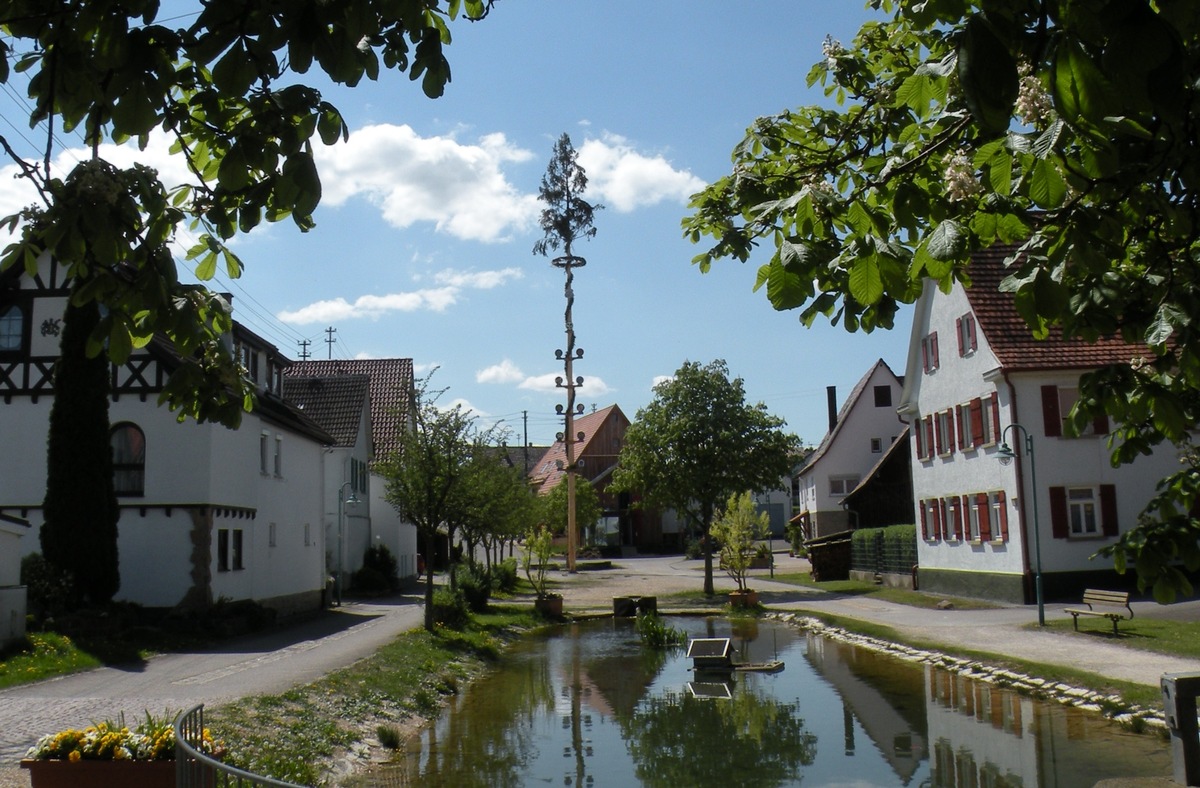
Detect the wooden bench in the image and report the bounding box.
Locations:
[1064,589,1133,635]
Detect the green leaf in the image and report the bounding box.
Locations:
[848,256,884,305]
[1145,304,1187,346]
[926,219,965,260]
[1029,158,1066,208]
[1052,37,1116,142]
[956,14,1018,134]
[194,250,217,280]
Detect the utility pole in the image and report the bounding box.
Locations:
[297,339,311,360]
[325,326,337,359]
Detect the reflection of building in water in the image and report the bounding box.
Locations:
[926,665,1032,786]
[804,634,927,784]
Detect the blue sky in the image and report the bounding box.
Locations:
[1,2,912,448]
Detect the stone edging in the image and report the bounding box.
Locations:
[769,612,1167,732]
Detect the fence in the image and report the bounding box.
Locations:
[175,704,306,787]
[850,525,917,577]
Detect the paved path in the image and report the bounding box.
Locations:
[2,553,1198,787]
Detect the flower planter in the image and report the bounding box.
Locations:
[21,759,176,788]
[534,594,563,617]
[728,589,759,608]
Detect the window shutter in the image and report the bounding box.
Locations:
[934,414,944,456]
[932,331,940,369]
[1041,385,1062,437]
[962,495,971,539]
[921,338,929,372]
[915,419,925,459]
[997,491,1009,541]
[920,501,929,539]
[933,500,943,540]
[990,392,1001,440]
[1049,486,1069,538]
[977,493,991,541]
[924,416,934,458]
[945,411,956,453]
[968,314,977,352]
[956,316,964,356]
[1100,485,1118,537]
[970,398,983,447]
[955,499,965,540]
[956,404,966,447]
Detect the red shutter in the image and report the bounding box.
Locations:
[921,338,929,373]
[1100,485,1118,536]
[997,491,1009,541]
[962,495,971,539]
[934,500,944,540]
[934,414,944,456]
[945,411,956,453]
[956,316,965,356]
[925,416,935,458]
[968,314,977,352]
[955,498,966,540]
[956,404,966,448]
[915,419,925,460]
[977,493,991,541]
[990,392,1001,441]
[1049,486,1069,538]
[970,398,983,447]
[932,331,940,369]
[920,500,929,539]
[1041,385,1062,438]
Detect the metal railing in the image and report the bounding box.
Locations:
[175,704,307,787]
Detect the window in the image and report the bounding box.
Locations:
[0,304,22,351]
[110,422,146,496]
[980,393,1000,446]
[873,385,892,407]
[936,410,955,456]
[1042,385,1108,437]
[956,403,974,450]
[269,522,277,548]
[218,528,244,571]
[921,331,940,373]
[273,435,282,476]
[218,529,229,571]
[260,432,269,474]
[989,491,1009,541]
[232,529,244,570]
[829,476,860,496]
[966,495,981,541]
[870,437,883,453]
[946,497,961,541]
[956,313,977,356]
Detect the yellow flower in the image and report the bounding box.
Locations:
[68,751,80,762]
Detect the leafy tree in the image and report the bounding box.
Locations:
[540,476,602,547]
[0,0,491,427]
[611,360,799,596]
[41,298,119,605]
[683,1,1200,600]
[711,492,770,593]
[453,440,538,576]
[379,374,476,631]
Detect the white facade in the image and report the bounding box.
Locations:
[0,256,331,614]
[0,516,28,647]
[899,269,1181,602]
[794,360,906,539]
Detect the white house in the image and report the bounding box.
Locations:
[897,245,1181,603]
[0,513,28,647]
[792,359,906,540]
[287,359,419,580]
[0,256,333,615]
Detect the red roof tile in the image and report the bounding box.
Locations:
[286,359,413,460]
[529,404,627,495]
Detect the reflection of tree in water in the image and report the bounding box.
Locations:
[413,648,558,788]
[621,685,816,788]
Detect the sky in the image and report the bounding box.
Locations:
[0,1,914,449]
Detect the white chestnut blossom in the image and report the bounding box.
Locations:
[942,149,982,202]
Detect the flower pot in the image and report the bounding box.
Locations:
[21,759,176,788]
[534,594,563,617]
[728,589,759,608]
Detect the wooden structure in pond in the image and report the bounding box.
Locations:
[686,638,784,674]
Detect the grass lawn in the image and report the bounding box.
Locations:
[1038,615,1200,660]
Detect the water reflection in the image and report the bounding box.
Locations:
[352,618,1169,787]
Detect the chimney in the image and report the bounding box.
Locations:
[827,386,838,433]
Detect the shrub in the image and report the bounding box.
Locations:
[454,564,491,613]
[361,544,399,590]
[431,588,468,629]
[20,553,74,619]
[376,724,402,750]
[490,559,519,594]
[352,566,390,594]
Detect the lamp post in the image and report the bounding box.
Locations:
[336,481,359,606]
[997,424,1043,626]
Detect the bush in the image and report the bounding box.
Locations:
[352,566,391,594]
[490,559,519,594]
[454,564,491,613]
[431,588,468,629]
[20,553,73,619]
[361,544,399,590]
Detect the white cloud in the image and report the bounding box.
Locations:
[315,124,540,242]
[652,374,674,388]
[277,267,522,324]
[577,134,705,212]
[477,359,525,384]
[520,372,612,396]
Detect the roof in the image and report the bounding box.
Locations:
[282,375,371,448]
[843,426,909,503]
[286,358,413,460]
[798,359,900,476]
[528,404,626,495]
[965,245,1150,370]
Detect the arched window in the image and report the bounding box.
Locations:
[0,304,23,351]
[110,422,146,496]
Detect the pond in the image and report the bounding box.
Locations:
[356,617,1171,787]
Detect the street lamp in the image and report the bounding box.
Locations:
[336,481,360,606]
[997,424,1044,626]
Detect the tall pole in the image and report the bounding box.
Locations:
[555,253,585,573]
[1000,424,1043,626]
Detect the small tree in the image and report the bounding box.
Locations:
[540,476,602,547]
[522,524,556,600]
[711,492,770,593]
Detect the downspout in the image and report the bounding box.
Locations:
[1000,371,1035,600]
